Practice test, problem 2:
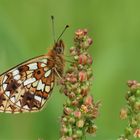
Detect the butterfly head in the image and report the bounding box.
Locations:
[53,40,65,55]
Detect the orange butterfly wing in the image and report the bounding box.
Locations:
[0,55,55,113]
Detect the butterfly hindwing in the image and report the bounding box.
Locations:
[0,55,55,113]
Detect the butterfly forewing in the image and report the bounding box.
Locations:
[0,39,65,114]
[0,55,55,113]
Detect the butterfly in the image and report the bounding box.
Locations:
[0,18,69,114]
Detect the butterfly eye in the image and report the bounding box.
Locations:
[37,70,41,75]
[55,46,63,54]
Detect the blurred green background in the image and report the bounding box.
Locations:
[0,0,140,140]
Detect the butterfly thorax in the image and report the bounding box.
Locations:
[47,40,65,77]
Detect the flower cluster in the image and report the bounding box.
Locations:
[119,80,140,139]
[60,29,100,140]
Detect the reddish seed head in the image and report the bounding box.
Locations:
[120,108,128,120]
[134,128,140,138]
[71,100,79,106]
[60,29,96,139]
[81,87,89,96]
[127,80,137,87]
[84,96,93,106]
[81,105,88,113]
[74,111,82,118]
[64,107,73,115]
[78,54,88,65]
[65,137,73,140]
[63,89,68,95]
[87,38,93,46]
[87,56,93,65]
[92,109,99,119]
[66,73,77,83]
[61,126,68,134]
[59,79,66,85]
[75,29,88,37]
[79,71,87,82]
[0,91,3,96]
[87,125,97,134]
[70,77,77,83]
[76,120,84,128]
[70,47,77,56]
[68,92,76,99]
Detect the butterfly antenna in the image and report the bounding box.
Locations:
[51,15,56,44]
[57,25,69,42]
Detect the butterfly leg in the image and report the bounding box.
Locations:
[53,67,63,80]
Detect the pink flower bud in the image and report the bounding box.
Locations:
[81,105,88,113]
[68,92,75,99]
[74,111,81,118]
[59,79,65,85]
[87,56,93,65]
[61,126,68,134]
[87,38,93,45]
[87,125,97,134]
[79,71,87,82]
[75,29,87,37]
[134,128,140,138]
[92,107,99,119]
[120,108,128,120]
[65,137,73,140]
[84,96,93,106]
[78,54,88,65]
[127,80,137,87]
[66,73,77,83]
[70,47,77,55]
[76,120,84,128]
[64,107,72,115]
[81,86,89,96]
[71,100,79,106]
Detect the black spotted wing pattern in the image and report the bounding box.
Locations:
[0,55,55,113]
